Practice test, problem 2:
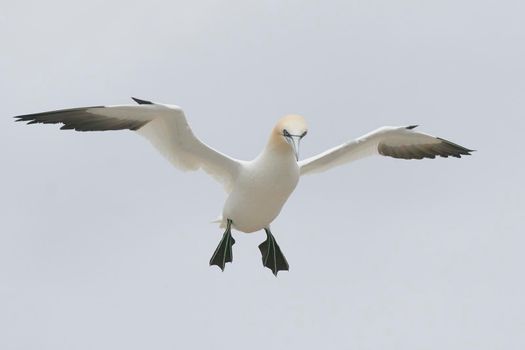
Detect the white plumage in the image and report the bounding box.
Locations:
[15,98,473,275]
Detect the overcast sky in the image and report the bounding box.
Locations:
[1,1,524,349]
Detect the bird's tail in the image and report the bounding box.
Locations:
[210,215,226,229]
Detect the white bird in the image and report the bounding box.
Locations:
[15,97,474,275]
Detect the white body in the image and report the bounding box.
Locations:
[223,148,300,233]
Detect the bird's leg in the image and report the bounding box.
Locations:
[258,228,289,276]
[209,219,236,271]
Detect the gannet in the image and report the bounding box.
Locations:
[15,97,474,275]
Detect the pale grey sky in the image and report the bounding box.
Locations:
[1,1,524,349]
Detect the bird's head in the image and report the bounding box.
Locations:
[271,114,308,161]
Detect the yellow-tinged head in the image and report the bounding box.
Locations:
[269,114,308,160]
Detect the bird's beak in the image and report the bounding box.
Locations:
[286,136,301,161]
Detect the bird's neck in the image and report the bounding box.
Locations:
[258,131,295,162]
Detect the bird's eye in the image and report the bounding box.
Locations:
[300,131,307,138]
[283,129,291,137]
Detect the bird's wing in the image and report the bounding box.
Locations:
[15,98,241,192]
[299,125,473,175]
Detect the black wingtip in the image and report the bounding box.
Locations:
[14,115,37,123]
[406,125,419,130]
[131,97,154,105]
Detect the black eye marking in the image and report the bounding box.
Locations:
[283,129,291,137]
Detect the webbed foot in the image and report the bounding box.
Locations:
[258,228,289,276]
[209,219,235,271]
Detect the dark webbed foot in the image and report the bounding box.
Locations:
[258,228,289,276]
[209,219,235,271]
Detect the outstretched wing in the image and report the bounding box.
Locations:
[299,125,474,175]
[15,98,241,192]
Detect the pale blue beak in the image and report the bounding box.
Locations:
[286,136,301,161]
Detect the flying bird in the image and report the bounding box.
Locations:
[15,97,474,275]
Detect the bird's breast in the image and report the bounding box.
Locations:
[222,157,299,233]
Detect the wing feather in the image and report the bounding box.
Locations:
[299,126,473,175]
[15,100,241,192]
